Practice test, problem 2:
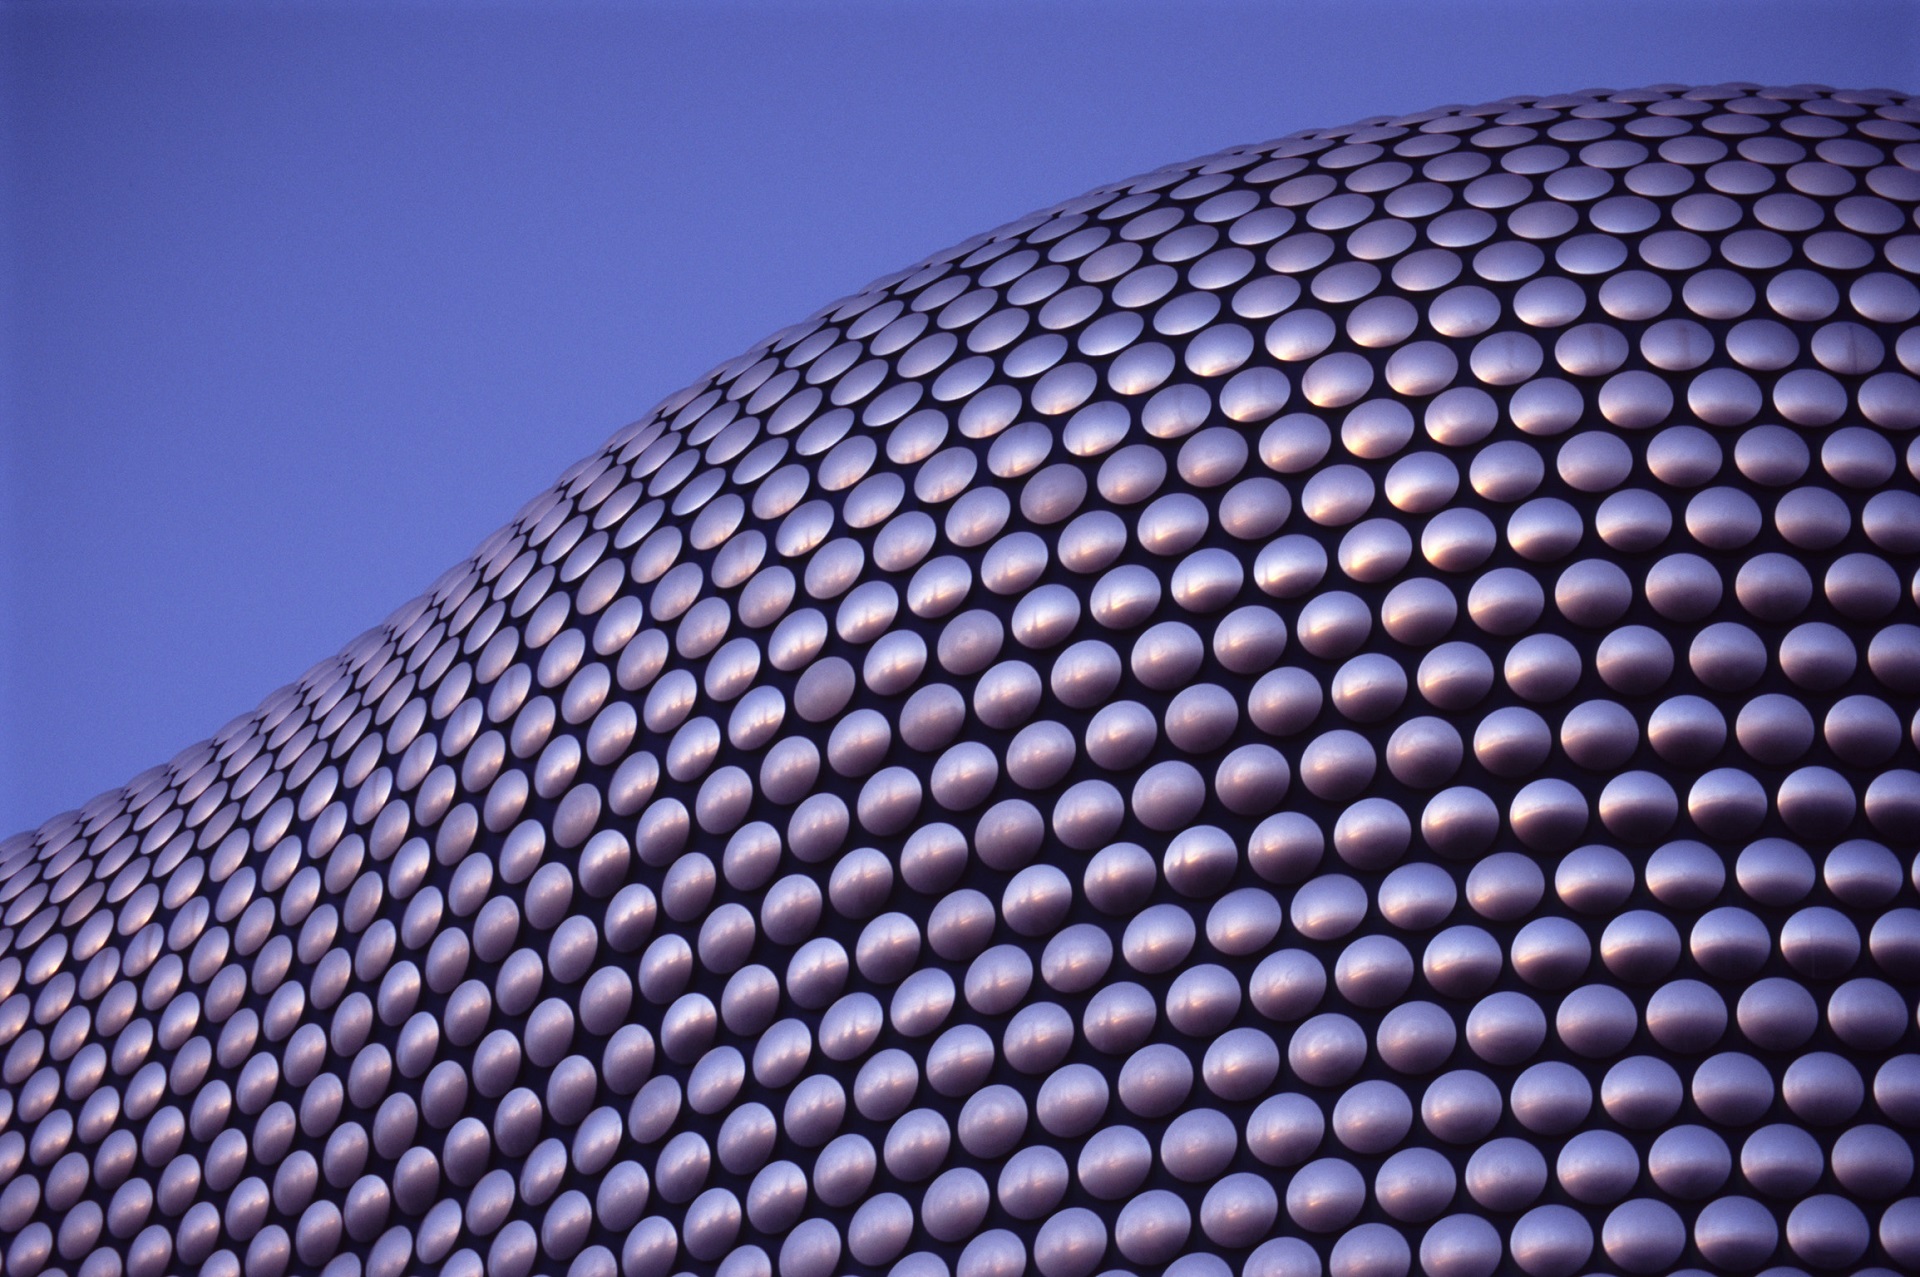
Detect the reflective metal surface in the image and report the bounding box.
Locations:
[5,81,1920,1277]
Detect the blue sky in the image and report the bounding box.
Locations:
[2,0,1915,834]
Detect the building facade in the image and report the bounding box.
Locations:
[3,81,1920,1277]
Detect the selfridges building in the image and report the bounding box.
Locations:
[5,81,1920,1277]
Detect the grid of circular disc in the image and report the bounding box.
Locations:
[4,80,1920,1277]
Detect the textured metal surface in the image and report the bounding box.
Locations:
[6,81,1920,1277]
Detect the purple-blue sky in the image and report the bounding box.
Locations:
[2,0,1915,834]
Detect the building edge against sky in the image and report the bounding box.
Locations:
[2,80,1920,1277]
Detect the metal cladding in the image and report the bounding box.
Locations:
[7,82,1920,1277]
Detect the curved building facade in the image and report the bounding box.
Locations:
[5,82,1920,1277]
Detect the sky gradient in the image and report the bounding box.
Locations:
[3,0,1916,834]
